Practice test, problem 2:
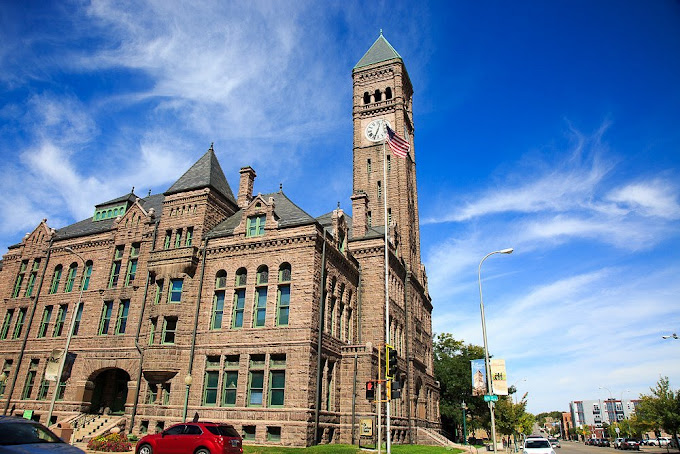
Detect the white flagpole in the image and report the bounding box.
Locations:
[382,120,391,454]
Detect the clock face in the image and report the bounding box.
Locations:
[365,119,391,142]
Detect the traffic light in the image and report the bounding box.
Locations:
[390,378,402,400]
[365,380,375,400]
[386,345,398,378]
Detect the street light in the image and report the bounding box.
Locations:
[46,246,86,425]
[462,401,468,445]
[479,247,514,454]
[662,333,678,339]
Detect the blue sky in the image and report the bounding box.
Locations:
[1,1,679,414]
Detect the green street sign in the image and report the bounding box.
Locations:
[484,394,499,402]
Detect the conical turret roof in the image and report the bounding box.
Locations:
[354,32,402,70]
[164,145,236,204]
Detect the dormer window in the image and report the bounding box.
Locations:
[247,215,266,237]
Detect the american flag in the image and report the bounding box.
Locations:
[386,125,410,158]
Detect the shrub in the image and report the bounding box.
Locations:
[87,432,133,452]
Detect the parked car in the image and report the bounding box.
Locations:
[649,438,671,446]
[600,439,611,447]
[523,437,556,454]
[621,438,640,451]
[0,416,86,453]
[136,422,243,454]
[615,437,625,449]
[549,437,561,448]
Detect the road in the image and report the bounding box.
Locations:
[553,441,675,454]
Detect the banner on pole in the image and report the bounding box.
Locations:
[45,349,63,382]
[470,359,487,396]
[491,359,508,395]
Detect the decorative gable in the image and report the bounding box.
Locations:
[233,194,279,237]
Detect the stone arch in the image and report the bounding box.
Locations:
[82,365,134,415]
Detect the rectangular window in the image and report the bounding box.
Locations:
[185,227,193,247]
[168,279,183,303]
[162,383,170,405]
[232,289,245,328]
[367,211,372,228]
[154,279,164,305]
[53,304,67,337]
[21,359,39,400]
[367,158,372,173]
[99,301,113,335]
[125,259,138,286]
[269,355,286,407]
[13,307,27,339]
[109,246,124,288]
[276,285,290,326]
[12,260,27,298]
[148,318,157,345]
[164,230,172,249]
[64,265,77,293]
[338,303,345,342]
[248,370,264,406]
[130,243,140,257]
[115,300,130,335]
[162,317,177,344]
[377,180,382,200]
[72,303,84,335]
[267,426,281,442]
[147,384,157,404]
[56,380,66,401]
[246,215,266,237]
[222,355,239,406]
[242,426,256,440]
[211,291,225,330]
[0,360,13,397]
[329,297,335,336]
[37,378,50,400]
[388,208,392,226]
[81,262,92,291]
[38,305,53,338]
[253,287,267,327]
[203,356,220,406]
[174,229,183,248]
[387,155,391,172]
[0,310,13,340]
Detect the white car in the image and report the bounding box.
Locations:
[649,438,671,446]
[524,437,556,454]
[549,437,561,448]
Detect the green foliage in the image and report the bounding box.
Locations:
[495,395,535,436]
[634,376,680,446]
[86,432,133,452]
[433,333,489,438]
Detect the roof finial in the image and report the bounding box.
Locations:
[148,189,152,196]
[279,183,283,192]
[337,201,341,209]
[209,142,214,152]
[131,186,135,193]
[380,29,383,36]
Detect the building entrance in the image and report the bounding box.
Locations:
[89,368,130,415]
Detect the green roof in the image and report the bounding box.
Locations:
[354,33,402,70]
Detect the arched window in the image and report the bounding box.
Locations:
[215,270,227,289]
[49,265,63,294]
[277,263,291,327]
[254,266,269,327]
[65,262,78,292]
[81,260,93,291]
[385,87,393,100]
[363,92,371,104]
[374,89,382,102]
[235,268,247,287]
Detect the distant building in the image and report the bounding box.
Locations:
[0,34,441,447]
[569,398,640,437]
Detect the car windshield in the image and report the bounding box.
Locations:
[206,425,240,437]
[526,440,551,448]
[0,422,63,445]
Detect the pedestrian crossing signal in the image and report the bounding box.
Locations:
[366,381,375,400]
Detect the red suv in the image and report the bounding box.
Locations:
[136,422,242,454]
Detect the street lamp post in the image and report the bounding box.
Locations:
[46,246,86,425]
[462,401,468,445]
[662,333,678,339]
[479,248,514,454]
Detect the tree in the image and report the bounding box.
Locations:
[433,333,489,441]
[634,377,680,450]
[495,394,535,443]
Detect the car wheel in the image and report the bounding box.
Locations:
[195,449,211,454]
[138,444,153,454]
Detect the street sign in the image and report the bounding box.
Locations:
[484,394,499,402]
[360,418,373,437]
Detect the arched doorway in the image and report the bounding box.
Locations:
[88,368,130,415]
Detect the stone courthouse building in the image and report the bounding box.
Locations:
[0,34,440,446]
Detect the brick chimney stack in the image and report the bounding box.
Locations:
[238,166,256,208]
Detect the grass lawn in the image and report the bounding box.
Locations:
[243,444,463,453]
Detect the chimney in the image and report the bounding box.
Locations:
[350,191,368,238]
[238,167,256,208]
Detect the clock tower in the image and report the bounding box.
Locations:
[352,32,422,276]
